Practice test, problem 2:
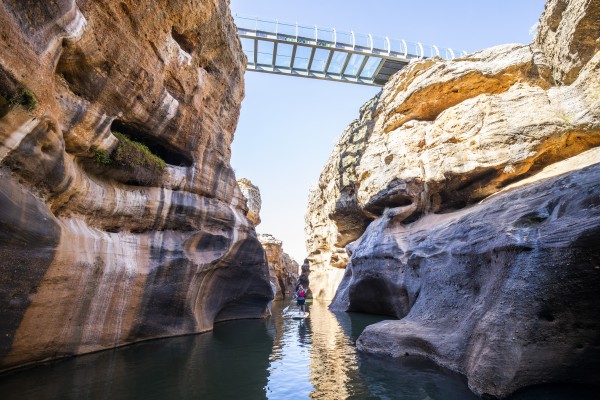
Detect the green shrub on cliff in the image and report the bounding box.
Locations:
[112,131,166,172]
[91,132,166,185]
[1,88,37,115]
[92,147,112,166]
[9,88,37,111]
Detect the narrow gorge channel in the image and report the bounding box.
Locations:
[1,301,595,399]
[1,0,599,399]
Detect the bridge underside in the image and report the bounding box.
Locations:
[236,16,463,87]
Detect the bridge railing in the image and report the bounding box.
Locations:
[234,15,467,61]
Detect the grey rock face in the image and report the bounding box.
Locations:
[333,162,600,397]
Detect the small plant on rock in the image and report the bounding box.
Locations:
[111,131,166,183]
[91,146,113,166]
[9,88,37,111]
[89,132,166,185]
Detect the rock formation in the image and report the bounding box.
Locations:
[306,0,600,396]
[258,234,299,300]
[297,258,310,295]
[237,177,261,226]
[349,155,600,397]
[0,0,273,371]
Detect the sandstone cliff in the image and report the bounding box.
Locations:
[0,0,273,371]
[258,234,299,301]
[237,177,261,226]
[306,0,600,396]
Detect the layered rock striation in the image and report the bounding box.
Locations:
[306,0,600,396]
[0,0,273,371]
[237,177,261,226]
[349,155,600,397]
[306,0,600,301]
[258,234,299,301]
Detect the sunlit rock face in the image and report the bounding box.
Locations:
[307,0,600,396]
[258,234,299,300]
[534,0,600,85]
[238,177,261,226]
[0,0,273,371]
[305,0,600,301]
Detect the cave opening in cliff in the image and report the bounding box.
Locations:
[347,277,404,318]
[110,120,193,167]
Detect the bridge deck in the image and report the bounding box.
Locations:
[235,16,466,87]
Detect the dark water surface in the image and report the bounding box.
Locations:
[0,301,595,399]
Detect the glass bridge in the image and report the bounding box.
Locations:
[235,15,467,87]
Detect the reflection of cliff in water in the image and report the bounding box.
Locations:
[326,303,480,400]
[307,301,361,399]
[266,302,314,398]
[0,318,274,399]
[1,301,589,399]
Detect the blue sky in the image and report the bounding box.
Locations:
[229,0,547,263]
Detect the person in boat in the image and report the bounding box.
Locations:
[296,284,307,313]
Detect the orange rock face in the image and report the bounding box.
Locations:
[0,0,273,371]
[258,234,299,301]
[237,177,261,226]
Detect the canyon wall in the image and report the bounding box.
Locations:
[258,234,299,301]
[236,178,299,300]
[306,0,600,396]
[237,177,261,226]
[0,0,273,371]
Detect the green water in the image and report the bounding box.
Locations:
[0,301,595,399]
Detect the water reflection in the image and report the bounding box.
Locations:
[307,301,358,399]
[0,318,274,400]
[266,302,313,398]
[0,301,595,399]
[265,301,478,399]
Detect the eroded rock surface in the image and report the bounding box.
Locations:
[534,0,600,84]
[305,0,600,301]
[307,0,600,396]
[349,159,600,397]
[238,177,261,226]
[0,0,273,371]
[258,234,299,300]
